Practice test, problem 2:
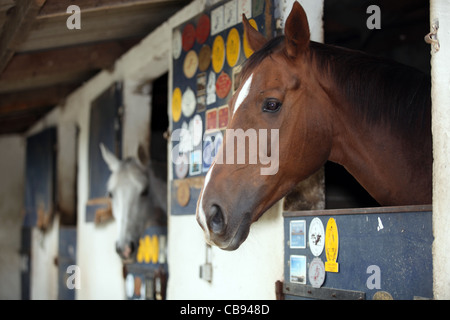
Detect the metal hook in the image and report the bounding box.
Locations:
[425,24,440,52]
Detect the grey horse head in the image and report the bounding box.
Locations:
[100,143,167,261]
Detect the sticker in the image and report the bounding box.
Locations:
[176,180,190,207]
[203,131,222,171]
[253,0,264,17]
[215,71,232,99]
[243,18,258,58]
[290,220,306,249]
[197,72,207,96]
[171,87,182,123]
[189,150,202,176]
[218,105,229,129]
[308,257,326,288]
[196,14,210,44]
[183,50,198,79]
[174,153,189,179]
[224,0,238,29]
[178,121,193,153]
[325,217,339,273]
[232,65,243,93]
[189,114,203,147]
[182,87,196,118]
[309,217,325,257]
[290,255,306,284]
[373,291,394,300]
[206,71,216,105]
[198,45,211,72]
[212,35,225,73]
[172,29,182,60]
[182,23,196,51]
[197,95,206,113]
[238,0,252,19]
[226,27,241,67]
[125,273,134,299]
[211,5,224,36]
[206,108,218,131]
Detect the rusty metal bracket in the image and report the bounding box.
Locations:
[425,23,440,53]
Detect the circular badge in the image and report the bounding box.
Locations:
[172,29,182,60]
[183,50,198,79]
[212,35,225,73]
[308,257,326,288]
[190,114,203,147]
[174,153,189,179]
[125,273,134,299]
[198,44,211,72]
[182,23,195,51]
[182,87,196,118]
[177,180,191,207]
[226,28,241,67]
[243,19,258,58]
[196,14,210,44]
[171,87,182,123]
[216,72,232,99]
[309,217,325,257]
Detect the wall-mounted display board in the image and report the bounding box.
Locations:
[170,0,275,215]
[86,82,123,222]
[123,226,168,300]
[282,205,433,300]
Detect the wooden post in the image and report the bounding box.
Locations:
[430,0,450,300]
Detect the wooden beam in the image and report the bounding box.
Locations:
[0,39,138,93]
[39,0,186,17]
[0,84,78,115]
[0,0,47,73]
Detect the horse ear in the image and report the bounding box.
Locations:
[242,14,267,52]
[100,143,120,172]
[137,143,149,168]
[284,1,310,58]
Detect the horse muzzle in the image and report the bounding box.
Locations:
[197,201,252,251]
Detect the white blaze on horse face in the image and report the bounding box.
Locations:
[197,162,215,241]
[233,74,253,117]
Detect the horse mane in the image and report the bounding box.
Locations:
[241,35,431,137]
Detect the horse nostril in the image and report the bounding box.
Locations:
[208,204,225,235]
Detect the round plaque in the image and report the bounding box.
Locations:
[196,14,210,44]
[182,87,196,118]
[190,114,203,147]
[198,45,211,72]
[172,29,182,60]
[183,50,198,79]
[309,217,325,257]
[226,27,241,67]
[174,153,189,179]
[212,35,225,73]
[216,72,232,99]
[176,181,191,207]
[182,23,195,51]
[308,257,326,288]
[171,88,182,123]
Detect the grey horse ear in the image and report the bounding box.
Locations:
[100,143,120,172]
[137,143,149,168]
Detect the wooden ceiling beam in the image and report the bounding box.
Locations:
[0,0,47,73]
[39,0,185,17]
[0,39,138,93]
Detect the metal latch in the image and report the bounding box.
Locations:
[425,23,440,53]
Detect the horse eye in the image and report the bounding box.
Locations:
[262,99,282,113]
[140,186,149,197]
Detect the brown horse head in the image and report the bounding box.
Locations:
[196,2,431,250]
[196,3,332,250]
